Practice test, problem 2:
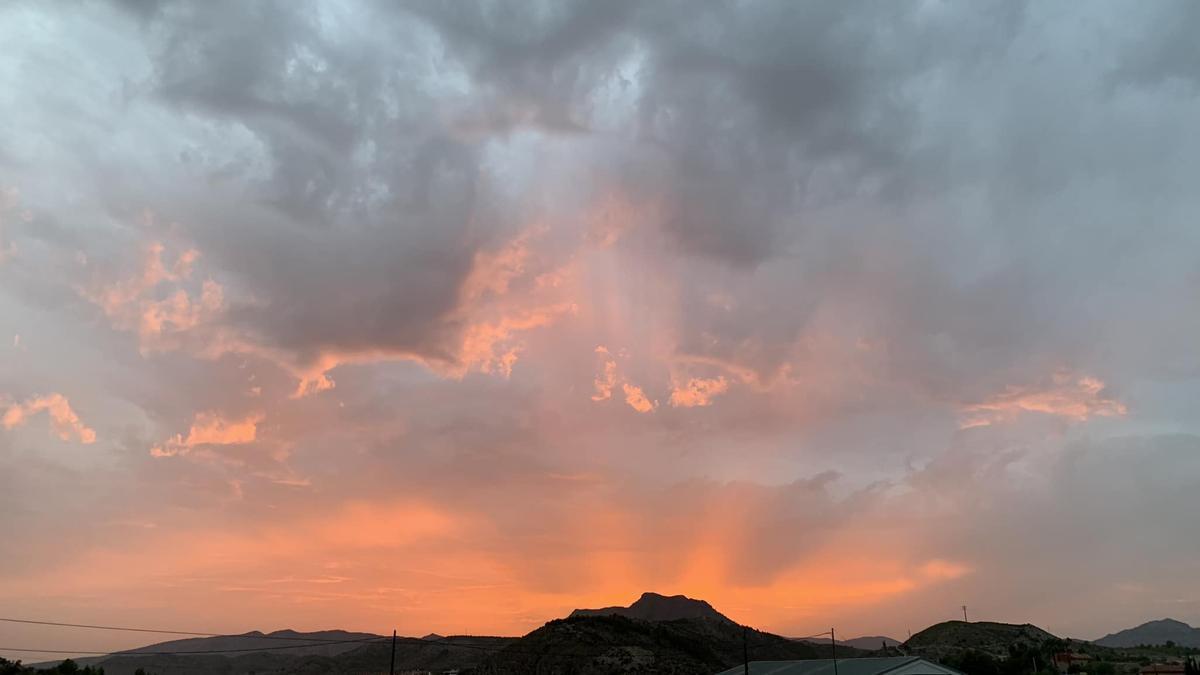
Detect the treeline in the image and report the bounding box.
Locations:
[940,640,1100,675]
[0,658,111,675]
[944,643,1200,675]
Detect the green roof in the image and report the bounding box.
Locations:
[716,656,966,675]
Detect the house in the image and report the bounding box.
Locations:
[1053,652,1093,673]
[1139,665,1185,675]
[715,656,967,675]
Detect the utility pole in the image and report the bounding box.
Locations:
[831,628,839,675]
[962,605,968,622]
[389,629,397,675]
[743,625,750,675]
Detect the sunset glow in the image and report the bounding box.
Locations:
[2,0,1199,664]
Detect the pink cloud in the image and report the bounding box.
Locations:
[1,393,96,444]
[622,383,656,413]
[283,231,580,396]
[669,376,730,408]
[80,241,224,355]
[591,346,617,401]
[961,372,1127,428]
[152,411,264,457]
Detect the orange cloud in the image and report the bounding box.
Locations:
[76,227,584,400]
[622,383,656,413]
[81,241,224,354]
[672,353,796,392]
[591,346,617,401]
[961,372,1127,428]
[458,302,578,378]
[590,347,657,412]
[152,411,264,457]
[459,230,536,303]
[449,230,579,379]
[1,393,96,444]
[669,375,729,408]
[285,231,579,396]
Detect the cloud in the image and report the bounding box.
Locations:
[591,347,617,401]
[3,0,1200,650]
[1,393,96,444]
[80,241,224,355]
[961,373,1128,428]
[151,411,264,457]
[587,348,660,413]
[669,375,729,408]
[0,185,26,263]
[621,383,655,413]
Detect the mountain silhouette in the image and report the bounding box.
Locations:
[1094,619,1200,648]
[569,591,735,624]
[802,635,902,650]
[903,620,1059,659]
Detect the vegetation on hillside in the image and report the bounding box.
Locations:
[0,658,107,675]
[473,614,818,674]
[906,621,1200,675]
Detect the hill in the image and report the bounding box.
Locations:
[570,591,734,624]
[25,630,384,671]
[903,621,1059,659]
[800,636,901,651]
[124,628,384,657]
[477,613,819,674]
[843,636,902,651]
[33,632,515,675]
[1094,619,1200,648]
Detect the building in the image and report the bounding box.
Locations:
[716,656,967,675]
[1139,665,1185,675]
[1053,652,1093,673]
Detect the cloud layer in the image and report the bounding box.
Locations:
[1,0,1199,656]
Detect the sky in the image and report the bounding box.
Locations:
[2,0,1200,659]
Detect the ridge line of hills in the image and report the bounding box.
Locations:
[13,593,1199,674]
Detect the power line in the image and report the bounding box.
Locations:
[0,617,581,660]
[0,617,520,653]
[0,637,390,657]
[0,618,381,643]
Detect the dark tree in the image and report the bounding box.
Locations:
[950,650,1001,675]
[1,657,30,675]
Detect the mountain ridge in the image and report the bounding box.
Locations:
[1094,618,1200,648]
[801,635,902,650]
[569,591,735,624]
[903,620,1059,659]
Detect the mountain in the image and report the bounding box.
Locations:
[903,621,1059,659]
[570,591,735,624]
[31,631,515,675]
[25,630,383,671]
[1094,619,1200,648]
[843,636,902,650]
[121,628,384,658]
[478,613,819,674]
[801,636,901,651]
